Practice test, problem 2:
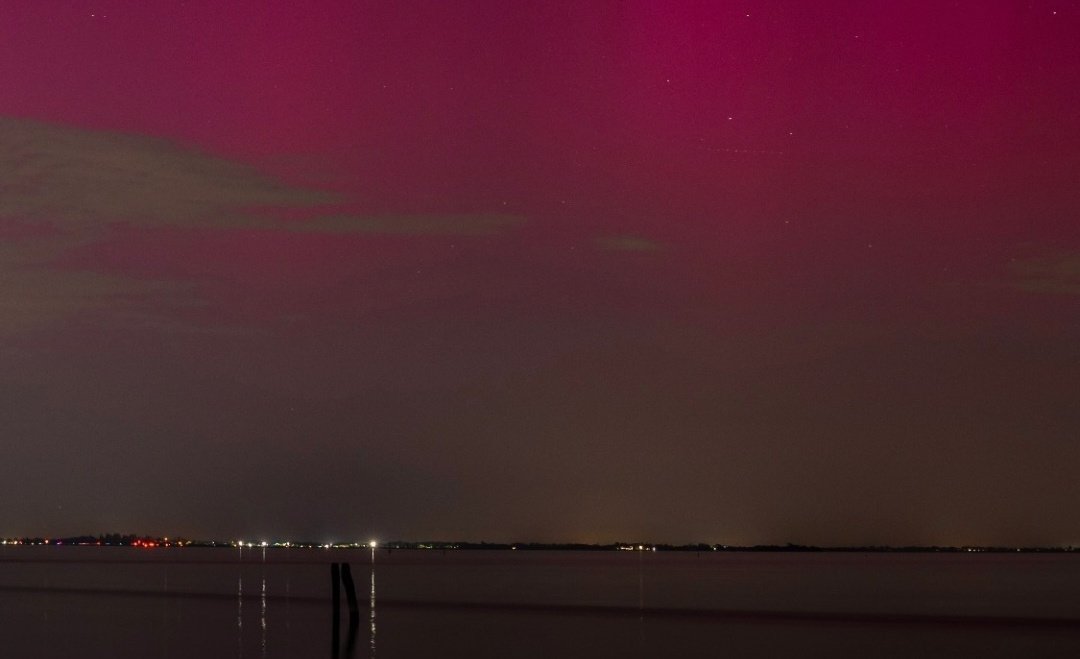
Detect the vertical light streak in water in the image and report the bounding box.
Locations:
[260,577,267,659]
[285,547,291,634]
[237,539,245,658]
[237,573,244,659]
[637,551,645,645]
[369,567,377,657]
[637,549,645,624]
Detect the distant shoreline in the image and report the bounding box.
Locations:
[3,536,1078,553]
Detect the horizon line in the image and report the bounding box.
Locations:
[3,535,1080,553]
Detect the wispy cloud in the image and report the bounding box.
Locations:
[1009,252,1080,295]
[0,116,334,230]
[0,244,184,335]
[0,116,331,335]
[288,213,524,236]
[0,116,527,237]
[0,116,525,335]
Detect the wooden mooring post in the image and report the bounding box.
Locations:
[331,561,361,657]
[341,562,361,626]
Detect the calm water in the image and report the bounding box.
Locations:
[2,547,1080,657]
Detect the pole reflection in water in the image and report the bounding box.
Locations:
[343,613,359,656]
[343,565,359,658]
[331,562,364,659]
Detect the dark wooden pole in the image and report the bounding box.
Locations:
[341,562,361,627]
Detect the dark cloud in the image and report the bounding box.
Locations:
[0,252,177,335]
[0,117,524,335]
[1010,252,1080,295]
[0,116,334,229]
[289,214,524,236]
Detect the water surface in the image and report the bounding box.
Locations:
[2,547,1079,657]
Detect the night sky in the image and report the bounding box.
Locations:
[2,1,1078,546]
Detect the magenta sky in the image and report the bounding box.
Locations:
[2,1,1078,545]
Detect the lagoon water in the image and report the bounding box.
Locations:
[2,547,1080,657]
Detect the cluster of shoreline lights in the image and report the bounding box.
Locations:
[234,540,379,550]
[0,538,194,547]
[0,539,379,549]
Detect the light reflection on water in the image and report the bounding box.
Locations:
[4,549,1080,658]
[230,559,378,659]
[370,567,377,657]
[260,577,267,659]
[236,574,243,659]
